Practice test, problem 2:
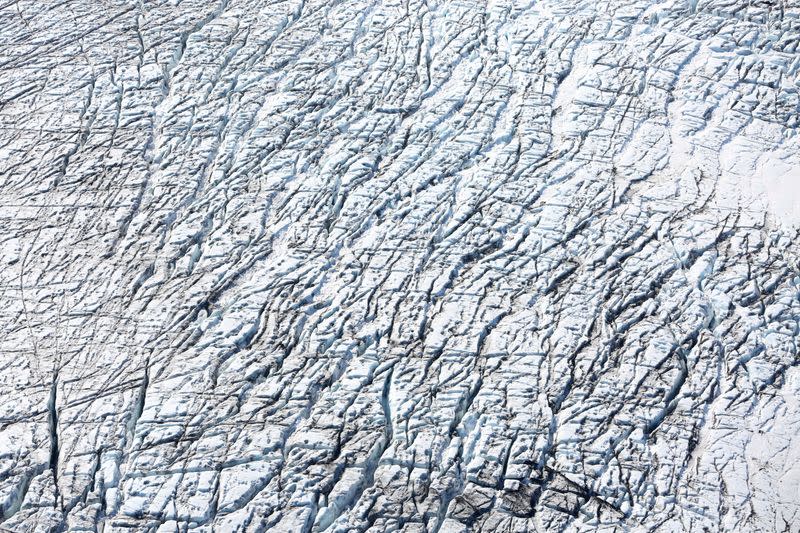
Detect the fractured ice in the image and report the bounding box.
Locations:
[1,0,800,531]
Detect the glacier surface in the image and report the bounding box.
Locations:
[1,0,800,531]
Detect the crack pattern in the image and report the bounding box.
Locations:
[1,0,800,531]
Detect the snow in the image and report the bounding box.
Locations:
[1,0,800,531]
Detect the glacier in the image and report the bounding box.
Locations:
[1,0,800,531]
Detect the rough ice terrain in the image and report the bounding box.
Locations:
[1,0,800,531]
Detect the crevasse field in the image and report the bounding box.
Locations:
[1,0,799,531]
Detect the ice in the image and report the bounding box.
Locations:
[2,0,800,531]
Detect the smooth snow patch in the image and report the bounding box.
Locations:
[757,152,800,228]
[717,139,800,229]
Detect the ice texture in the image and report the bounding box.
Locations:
[1,0,800,531]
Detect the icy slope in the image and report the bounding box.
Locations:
[1,0,800,531]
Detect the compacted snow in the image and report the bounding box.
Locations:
[1,0,800,531]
